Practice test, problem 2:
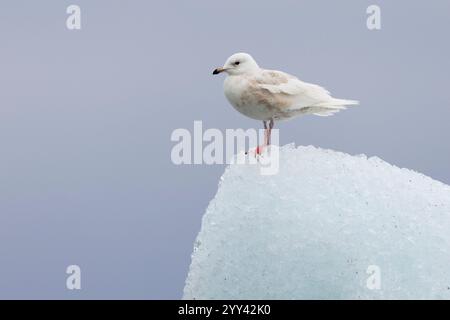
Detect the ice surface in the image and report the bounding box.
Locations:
[183,145,450,299]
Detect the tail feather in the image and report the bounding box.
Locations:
[311,98,359,117]
[314,98,360,108]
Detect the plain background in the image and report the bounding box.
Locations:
[0,1,449,299]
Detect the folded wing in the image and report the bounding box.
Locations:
[255,70,358,116]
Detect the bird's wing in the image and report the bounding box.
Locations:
[254,69,333,109]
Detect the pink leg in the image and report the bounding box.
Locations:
[267,119,274,145]
[255,120,274,155]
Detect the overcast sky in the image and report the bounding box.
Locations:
[0,0,449,298]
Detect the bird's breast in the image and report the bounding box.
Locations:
[223,76,275,121]
[223,76,247,107]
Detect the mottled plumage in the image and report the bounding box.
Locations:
[215,53,358,121]
[213,53,359,152]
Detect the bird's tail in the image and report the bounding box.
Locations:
[315,98,360,108]
[311,98,359,117]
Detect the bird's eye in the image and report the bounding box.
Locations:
[234,61,240,65]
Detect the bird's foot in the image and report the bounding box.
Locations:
[255,145,265,155]
[245,145,267,157]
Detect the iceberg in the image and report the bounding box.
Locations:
[183,145,450,299]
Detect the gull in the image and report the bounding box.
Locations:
[213,53,359,154]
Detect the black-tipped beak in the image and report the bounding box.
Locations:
[213,67,224,75]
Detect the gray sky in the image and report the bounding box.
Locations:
[0,0,449,299]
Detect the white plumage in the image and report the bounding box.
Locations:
[212,53,359,152]
[214,53,358,121]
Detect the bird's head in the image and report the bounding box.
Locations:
[213,53,259,76]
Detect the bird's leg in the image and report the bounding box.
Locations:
[255,121,268,155]
[257,119,274,156]
[267,119,274,145]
